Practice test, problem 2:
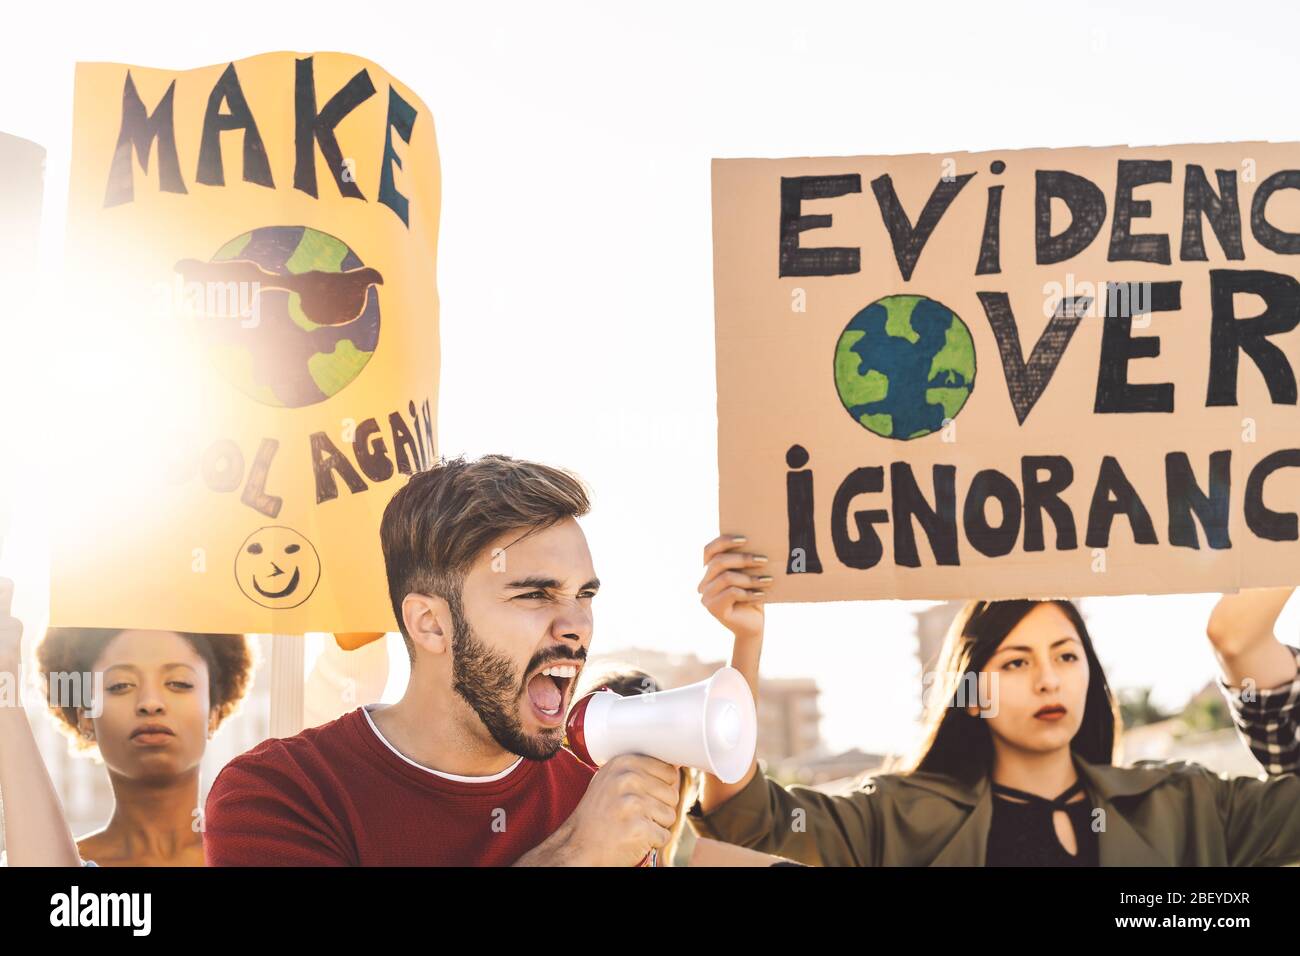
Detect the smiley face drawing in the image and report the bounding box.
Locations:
[234,526,321,609]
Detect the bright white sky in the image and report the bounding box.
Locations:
[2,0,1298,755]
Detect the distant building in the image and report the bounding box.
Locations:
[778,747,886,789]
[1119,721,1263,777]
[585,648,720,692]
[757,677,822,763]
[1120,680,1259,776]
[914,601,962,699]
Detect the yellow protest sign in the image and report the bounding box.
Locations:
[52,52,439,633]
[713,144,1300,602]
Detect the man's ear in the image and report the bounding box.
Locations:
[402,593,453,657]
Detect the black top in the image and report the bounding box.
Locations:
[984,779,1099,867]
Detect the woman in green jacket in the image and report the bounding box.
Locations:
[686,535,1300,867]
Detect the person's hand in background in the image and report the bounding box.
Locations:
[695,534,773,812]
[0,578,21,683]
[0,576,82,865]
[1207,587,1297,690]
[698,534,771,643]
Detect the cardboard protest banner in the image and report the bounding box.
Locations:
[713,144,1300,601]
[52,52,439,632]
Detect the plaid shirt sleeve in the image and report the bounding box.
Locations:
[1217,644,1300,776]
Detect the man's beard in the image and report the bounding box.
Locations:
[447,594,568,761]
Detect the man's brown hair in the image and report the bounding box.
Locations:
[380,454,592,658]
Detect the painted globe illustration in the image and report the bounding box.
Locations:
[185,225,382,408]
[833,294,975,440]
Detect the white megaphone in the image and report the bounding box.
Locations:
[564,666,757,783]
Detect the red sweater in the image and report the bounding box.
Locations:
[204,706,595,866]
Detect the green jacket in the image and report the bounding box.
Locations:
[686,755,1300,866]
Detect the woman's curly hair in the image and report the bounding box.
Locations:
[36,629,257,751]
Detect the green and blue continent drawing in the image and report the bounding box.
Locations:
[833,294,976,440]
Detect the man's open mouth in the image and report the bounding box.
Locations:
[525,662,580,719]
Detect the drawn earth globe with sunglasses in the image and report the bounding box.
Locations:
[234,526,322,610]
[833,293,976,440]
[175,225,383,409]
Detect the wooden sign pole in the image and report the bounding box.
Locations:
[269,634,305,738]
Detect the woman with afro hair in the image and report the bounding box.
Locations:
[1,576,255,865]
[2,577,389,866]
